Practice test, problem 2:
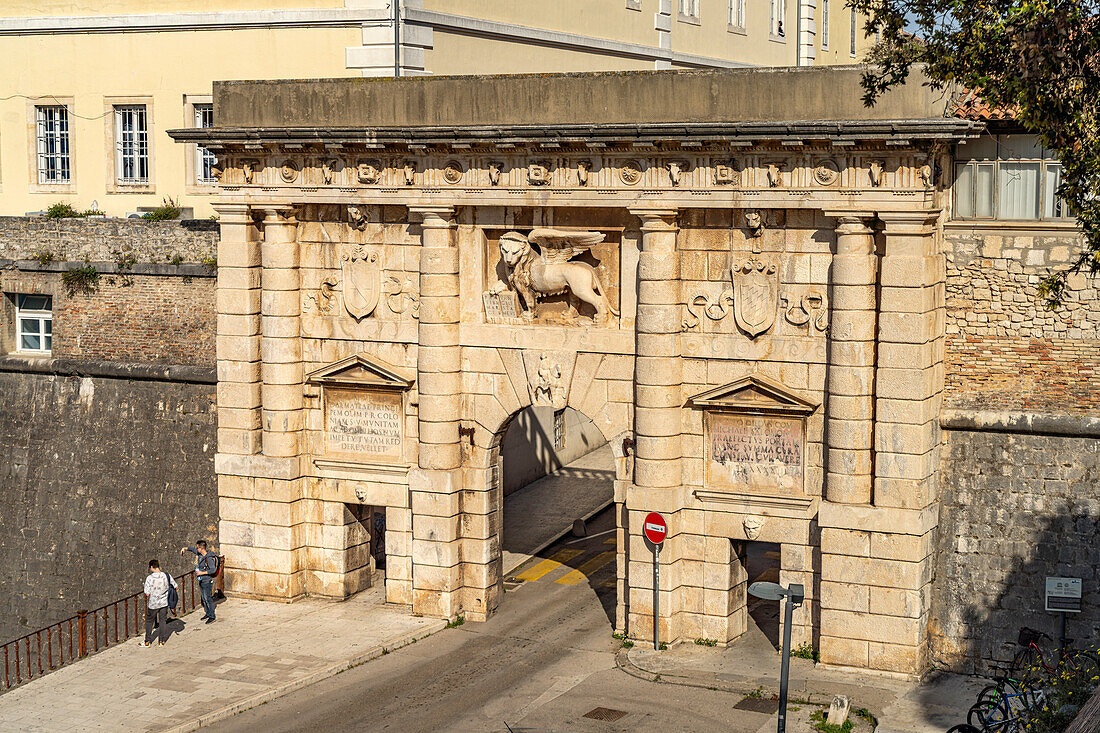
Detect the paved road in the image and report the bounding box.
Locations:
[206,507,773,733]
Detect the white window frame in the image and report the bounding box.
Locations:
[821,0,830,49]
[678,0,700,22]
[953,135,1073,222]
[15,294,52,355]
[114,105,149,185]
[35,106,71,185]
[729,0,746,30]
[194,103,216,185]
[770,0,786,38]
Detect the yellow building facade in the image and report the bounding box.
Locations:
[0,0,874,218]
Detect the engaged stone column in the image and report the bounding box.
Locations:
[213,203,262,456]
[628,208,681,645]
[824,214,877,504]
[408,205,463,620]
[259,206,303,458]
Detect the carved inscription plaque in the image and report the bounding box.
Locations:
[706,412,803,493]
[325,388,403,462]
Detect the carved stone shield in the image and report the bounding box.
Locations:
[342,251,381,320]
[731,258,777,337]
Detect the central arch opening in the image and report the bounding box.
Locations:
[498,405,617,624]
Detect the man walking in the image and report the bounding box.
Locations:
[140,559,177,647]
[180,540,219,624]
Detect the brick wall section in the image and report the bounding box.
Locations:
[931,425,1100,674]
[0,369,217,644]
[945,228,1100,412]
[0,216,217,264]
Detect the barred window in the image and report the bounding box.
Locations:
[729,0,746,28]
[954,135,1072,222]
[36,106,70,184]
[194,104,216,184]
[553,409,566,450]
[821,0,830,48]
[849,7,858,56]
[679,0,699,17]
[114,105,148,184]
[16,294,52,354]
[770,0,785,36]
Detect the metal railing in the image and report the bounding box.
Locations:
[1,567,218,692]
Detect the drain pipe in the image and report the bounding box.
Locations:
[393,0,401,77]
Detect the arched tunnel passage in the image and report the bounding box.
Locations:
[498,405,615,568]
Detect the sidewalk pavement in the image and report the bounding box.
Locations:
[618,622,988,733]
[0,584,444,733]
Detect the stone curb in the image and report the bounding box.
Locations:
[161,618,448,733]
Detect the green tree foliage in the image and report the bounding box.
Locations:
[849,0,1100,307]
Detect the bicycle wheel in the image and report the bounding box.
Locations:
[1064,648,1100,683]
[968,686,1003,727]
[1010,646,1045,683]
[974,696,1016,732]
[947,725,982,733]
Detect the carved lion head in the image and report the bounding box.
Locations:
[499,232,531,268]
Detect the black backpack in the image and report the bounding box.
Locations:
[164,572,178,611]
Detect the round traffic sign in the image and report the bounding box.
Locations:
[643,512,668,545]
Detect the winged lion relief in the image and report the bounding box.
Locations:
[489,228,619,325]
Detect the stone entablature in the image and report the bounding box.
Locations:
[172,67,980,679]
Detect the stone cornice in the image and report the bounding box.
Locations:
[169,119,980,149]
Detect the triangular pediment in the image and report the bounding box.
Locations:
[306,354,412,390]
[688,374,818,416]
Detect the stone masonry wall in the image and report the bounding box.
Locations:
[932,423,1100,674]
[0,216,217,264]
[0,368,218,644]
[945,228,1100,412]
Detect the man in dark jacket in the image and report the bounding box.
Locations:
[180,540,219,623]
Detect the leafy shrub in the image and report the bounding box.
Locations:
[793,642,820,662]
[32,251,55,265]
[141,196,181,221]
[46,202,81,219]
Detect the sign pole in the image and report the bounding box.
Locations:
[653,543,660,651]
[777,594,794,733]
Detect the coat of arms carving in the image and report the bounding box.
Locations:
[731,257,778,338]
[342,250,381,320]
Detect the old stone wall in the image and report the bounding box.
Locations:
[945,226,1100,412]
[0,365,217,644]
[0,216,217,264]
[931,419,1100,674]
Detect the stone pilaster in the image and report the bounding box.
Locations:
[824,214,877,505]
[408,205,464,620]
[819,211,944,678]
[627,208,683,645]
[259,206,303,459]
[213,203,262,457]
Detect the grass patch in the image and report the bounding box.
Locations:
[746,686,764,699]
[62,265,100,296]
[810,710,853,733]
[793,642,820,662]
[694,637,718,647]
[32,251,55,265]
[445,616,465,628]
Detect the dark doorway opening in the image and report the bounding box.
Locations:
[745,540,782,649]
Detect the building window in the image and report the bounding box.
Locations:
[16,294,52,354]
[35,106,71,184]
[194,104,216,184]
[114,105,149,184]
[954,135,1072,222]
[821,0,830,48]
[770,0,785,36]
[849,8,858,56]
[553,409,566,450]
[729,0,746,28]
[679,0,699,18]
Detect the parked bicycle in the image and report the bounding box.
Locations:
[1009,626,1100,684]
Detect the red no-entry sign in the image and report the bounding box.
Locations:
[643,512,668,545]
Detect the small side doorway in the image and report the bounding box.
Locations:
[745,540,782,649]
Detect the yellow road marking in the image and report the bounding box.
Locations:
[513,549,583,582]
[555,552,616,586]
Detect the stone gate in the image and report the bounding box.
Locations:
[171,67,982,678]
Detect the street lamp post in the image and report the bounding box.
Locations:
[748,581,805,733]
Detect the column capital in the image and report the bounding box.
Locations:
[877,210,941,236]
[826,211,876,235]
[210,202,253,224]
[409,205,456,228]
[629,208,678,231]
